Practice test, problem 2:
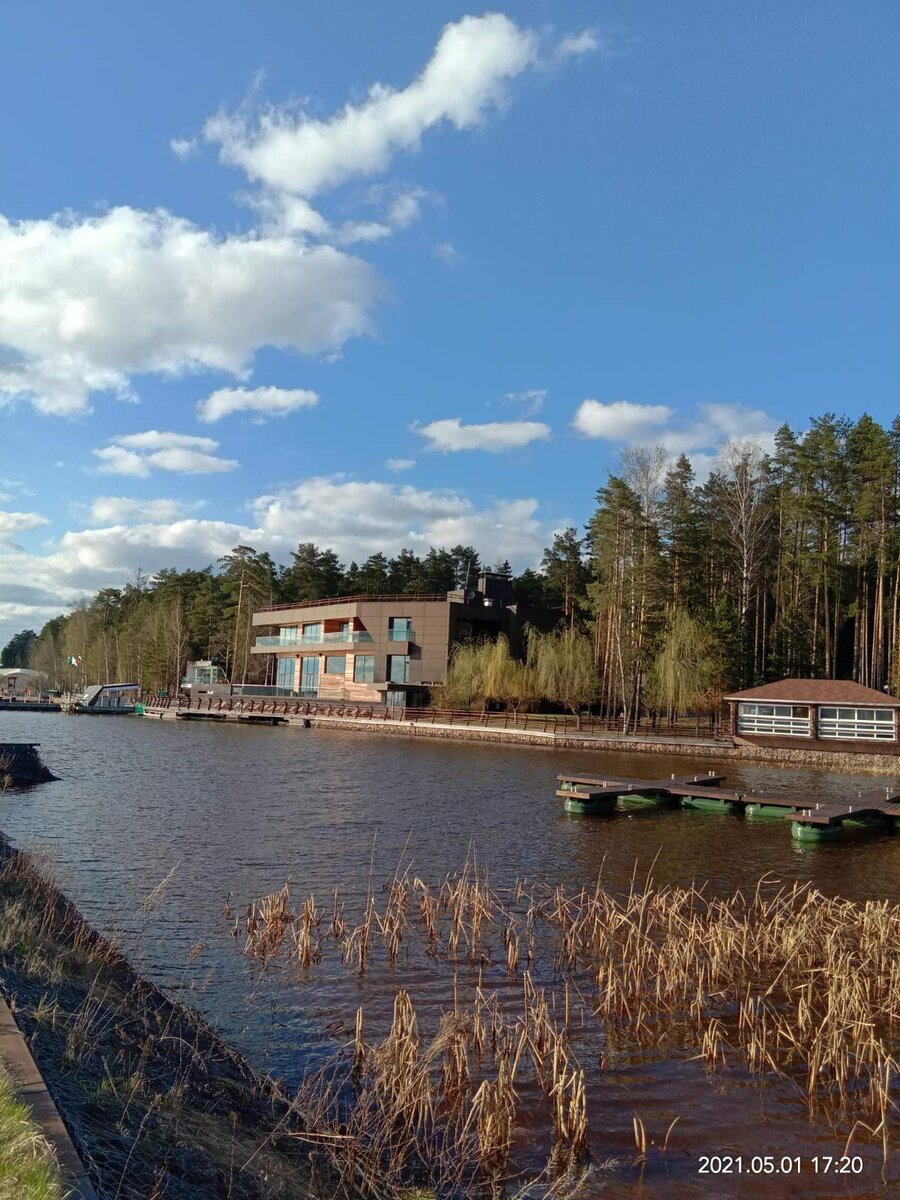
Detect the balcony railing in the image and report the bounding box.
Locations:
[387,628,414,641]
[255,631,374,647]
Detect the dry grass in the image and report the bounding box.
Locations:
[237,864,900,1191]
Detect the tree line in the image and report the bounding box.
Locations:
[5,412,900,716]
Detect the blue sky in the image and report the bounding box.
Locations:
[0,1,897,645]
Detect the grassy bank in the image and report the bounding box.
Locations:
[0,836,339,1200]
[0,1064,64,1200]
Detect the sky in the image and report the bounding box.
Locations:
[0,1,898,647]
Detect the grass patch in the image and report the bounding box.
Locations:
[0,1064,64,1200]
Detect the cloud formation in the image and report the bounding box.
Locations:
[417,417,551,453]
[196,385,319,423]
[572,399,674,441]
[93,431,238,476]
[0,207,379,414]
[204,15,540,197]
[0,509,49,548]
[86,496,203,524]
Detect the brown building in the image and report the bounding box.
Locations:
[724,678,900,746]
[250,573,560,707]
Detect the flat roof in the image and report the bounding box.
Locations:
[256,592,451,614]
[724,678,900,707]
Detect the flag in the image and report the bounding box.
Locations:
[66,655,82,667]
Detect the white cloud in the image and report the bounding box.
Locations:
[572,399,674,441]
[501,388,547,416]
[196,385,319,423]
[0,206,379,414]
[203,14,539,198]
[556,31,600,58]
[252,476,555,564]
[433,241,463,266]
[94,431,237,477]
[87,496,203,524]
[170,137,198,161]
[417,417,551,453]
[0,510,49,548]
[385,458,415,472]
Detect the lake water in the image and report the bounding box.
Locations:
[2,712,899,1197]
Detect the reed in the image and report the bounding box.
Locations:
[234,864,900,1187]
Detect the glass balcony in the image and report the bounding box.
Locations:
[387,627,414,641]
[255,631,374,647]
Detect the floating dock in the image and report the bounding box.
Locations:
[557,771,900,842]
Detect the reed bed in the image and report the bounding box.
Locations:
[235,865,900,1192]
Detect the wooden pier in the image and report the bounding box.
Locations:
[557,770,900,842]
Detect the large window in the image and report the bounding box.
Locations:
[300,656,319,695]
[302,622,322,642]
[279,625,298,645]
[388,617,413,641]
[818,706,895,741]
[388,655,410,684]
[353,655,375,684]
[276,657,295,692]
[324,655,346,676]
[737,702,811,736]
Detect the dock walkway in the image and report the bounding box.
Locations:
[556,771,900,842]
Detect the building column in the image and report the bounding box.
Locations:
[809,705,819,741]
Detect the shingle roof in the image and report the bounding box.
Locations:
[724,678,900,707]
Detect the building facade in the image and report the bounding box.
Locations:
[250,573,559,707]
[724,678,900,746]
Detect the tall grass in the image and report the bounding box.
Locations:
[237,866,900,1192]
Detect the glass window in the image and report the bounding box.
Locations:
[388,654,410,683]
[302,622,322,641]
[280,625,298,644]
[388,617,413,641]
[386,688,407,708]
[324,655,346,676]
[819,705,896,740]
[353,655,375,684]
[276,657,295,692]
[737,701,811,737]
[339,621,351,636]
[300,656,319,694]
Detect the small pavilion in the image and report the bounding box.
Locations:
[724,678,900,745]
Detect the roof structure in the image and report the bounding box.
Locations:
[724,678,900,707]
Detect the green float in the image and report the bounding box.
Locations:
[791,821,842,843]
[745,803,791,821]
[563,792,617,815]
[681,794,739,814]
[618,791,668,807]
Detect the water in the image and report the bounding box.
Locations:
[2,712,899,1196]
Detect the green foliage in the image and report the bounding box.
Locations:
[0,629,37,668]
[646,609,724,716]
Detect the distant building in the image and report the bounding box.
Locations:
[250,573,561,707]
[724,678,900,745]
[0,667,45,700]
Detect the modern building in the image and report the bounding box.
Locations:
[724,678,900,746]
[250,573,560,707]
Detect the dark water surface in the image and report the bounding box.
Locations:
[3,713,900,1197]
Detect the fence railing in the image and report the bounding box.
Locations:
[140,693,726,739]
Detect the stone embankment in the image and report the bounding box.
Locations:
[0,835,336,1200]
[301,715,900,775]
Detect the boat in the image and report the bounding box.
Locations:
[75,683,140,714]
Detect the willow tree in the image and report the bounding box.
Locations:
[526,626,598,726]
[646,609,724,727]
[436,635,537,714]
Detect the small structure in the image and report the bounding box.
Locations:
[724,678,900,746]
[0,668,45,701]
[181,660,230,698]
[76,683,140,714]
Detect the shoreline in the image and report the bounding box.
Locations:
[300,714,900,775]
[0,833,338,1200]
